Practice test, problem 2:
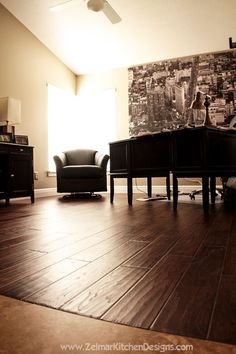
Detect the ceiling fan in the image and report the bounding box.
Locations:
[50,0,122,24]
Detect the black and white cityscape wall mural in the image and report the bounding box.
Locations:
[128,49,236,137]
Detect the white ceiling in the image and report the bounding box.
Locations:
[1,0,236,75]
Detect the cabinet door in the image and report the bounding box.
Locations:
[173,128,205,170]
[109,141,130,173]
[9,154,33,195]
[0,155,8,194]
[131,133,172,174]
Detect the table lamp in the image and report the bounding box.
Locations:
[204,95,213,126]
[0,97,21,135]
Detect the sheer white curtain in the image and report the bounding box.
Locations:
[48,84,116,171]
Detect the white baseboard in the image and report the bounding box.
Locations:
[106,185,222,194]
[34,184,222,198]
[35,188,57,198]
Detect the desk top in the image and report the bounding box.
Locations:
[0,142,34,148]
[110,126,236,144]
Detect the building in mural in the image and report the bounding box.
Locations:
[128,50,236,137]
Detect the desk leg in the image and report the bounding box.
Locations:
[127,177,133,205]
[166,174,171,200]
[210,176,216,204]
[202,176,209,211]
[147,177,152,197]
[173,174,178,210]
[110,176,114,203]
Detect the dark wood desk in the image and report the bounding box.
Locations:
[109,133,171,205]
[109,127,236,209]
[0,143,34,205]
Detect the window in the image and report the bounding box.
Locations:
[48,84,116,172]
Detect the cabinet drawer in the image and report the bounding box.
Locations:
[0,146,8,154]
[9,145,32,155]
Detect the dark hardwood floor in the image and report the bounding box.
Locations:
[0,193,236,346]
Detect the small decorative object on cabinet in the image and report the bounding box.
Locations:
[14,135,29,145]
[0,133,13,143]
[0,142,34,205]
[204,95,213,126]
[189,91,205,126]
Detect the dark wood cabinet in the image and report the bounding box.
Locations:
[0,143,34,205]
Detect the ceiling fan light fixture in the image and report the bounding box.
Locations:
[87,0,105,12]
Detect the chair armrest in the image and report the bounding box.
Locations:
[95,152,109,171]
[53,153,67,171]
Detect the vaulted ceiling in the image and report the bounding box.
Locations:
[1,0,236,75]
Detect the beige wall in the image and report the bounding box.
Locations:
[0,4,76,189]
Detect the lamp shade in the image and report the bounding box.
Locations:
[0,97,21,126]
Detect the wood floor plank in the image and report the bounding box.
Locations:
[70,231,144,262]
[0,248,46,271]
[0,259,87,300]
[223,243,236,276]
[0,230,41,247]
[202,230,230,248]
[0,245,90,288]
[209,208,234,232]
[223,220,236,276]
[124,232,179,268]
[207,275,236,345]
[128,221,179,242]
[169,224,209,257]
[25,240,147,308]
[62,266,147,317]
[28,221,143,254]
[102,254,190,328]
[0,228,77,252]
[150,246,225,339]
[230,219,236,239]
[0,230,144,287]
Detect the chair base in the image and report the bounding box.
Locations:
[62,192,102,200]
[189,189,223,200]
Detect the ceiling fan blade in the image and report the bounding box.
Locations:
[50,0,74,11]
[102,0,121,24]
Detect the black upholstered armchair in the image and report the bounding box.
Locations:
[53,149,109,196]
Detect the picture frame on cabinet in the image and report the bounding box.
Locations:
[0,133,13,143]
[14,135,29,145]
